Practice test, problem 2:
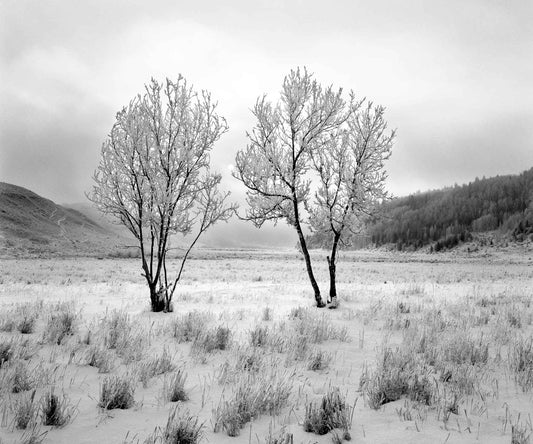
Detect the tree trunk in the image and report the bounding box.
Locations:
[327,256,336,303]
[327,232,341,309]
[293,206,324,307]
[149,285,166,312]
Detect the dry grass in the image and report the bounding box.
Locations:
[213,369,293,436]
[0,251,532,443]
[98,374,136,410]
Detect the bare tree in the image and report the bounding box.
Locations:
[309,101,394,307]
[233,68,347,307]
[89,77,236,312]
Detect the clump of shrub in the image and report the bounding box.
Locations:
[307,350,332,371]
[99,311,147,364]
[172,311,212,343]
[9,360,36,393]
[0,339,13,367]
[137,348,175,387]
[16,310,37,335]
[507,307,523,328]
[511,421,532,444]
[293,313,349,343]
[43,303,77,345]
[192,326,231,356]
[262,307,272,321]
[303,387,351,438]
[85,346,115,373]
[509,335,533,392]
[264,428,293,444]
[438,333,489,366]
[0,303,41,334]
[213,372,292,436]
[162,405,203,444]
[10,389,39,429]
[98,375,135,410]
[397,301,411,314]
[162,369,188,403]
[0,313,16,332]
[288,306,307,320]
[287,334,310,362]
[218,348,268,384]
[102,310,131,349]
[145,405,203,444]
[40,388,75,427]
[250,325,269,347]
[360,348,434,410]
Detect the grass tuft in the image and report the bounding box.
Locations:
[192,325,231,355]
[213,371,292,436]
[0,339,14,368]
[43,303,77,345]
[85,345,115,373]
[162,369,189,403]
[172,311,211,343]
[137,348,175,388]
[10,390,38,430]
[509,335,533,392]
[307,349,332,371]
[250,325,269,347]
[303,387,351,436]
[98,375,135,410]
[40,388,76,427]
[146,405,203,444]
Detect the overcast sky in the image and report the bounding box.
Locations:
[1,0,532,205]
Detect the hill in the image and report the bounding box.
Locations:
[0,182,129,257]
[305,167,533,252]
[368,167,533,251]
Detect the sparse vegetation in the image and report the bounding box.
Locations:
[84,345,115,373]
[172,311,211,343]
[509,335,533,392]
[191,325,231,355]
[161,369,188,403]
[146,405,204,444]
[213,371,292,436]
[98,375,135,410]
[0,339,13,368]
[307,349,332,371]
[43,303,77,345]
[137,348,175,387]
[0,250,532,443]
[40,388,75,427]
[10,390,38,429]
[16,308,37,335]
[303,387,351,437]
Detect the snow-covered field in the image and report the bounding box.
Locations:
[0,249,532,444]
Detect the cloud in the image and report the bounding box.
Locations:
[0,0,531,208]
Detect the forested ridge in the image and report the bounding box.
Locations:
[369,167,533,250]
[307,167,533,251]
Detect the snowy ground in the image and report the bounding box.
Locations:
[0,248,532,444]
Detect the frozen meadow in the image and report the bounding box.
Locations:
[0,248,532,444]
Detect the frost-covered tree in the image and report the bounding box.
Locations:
[233,68,347,307]
[89,77,236,312]
[309,101,394,306]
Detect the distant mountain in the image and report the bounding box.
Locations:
[68,201,297,250]
[0,182,129,257]
[64,202,134,239]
